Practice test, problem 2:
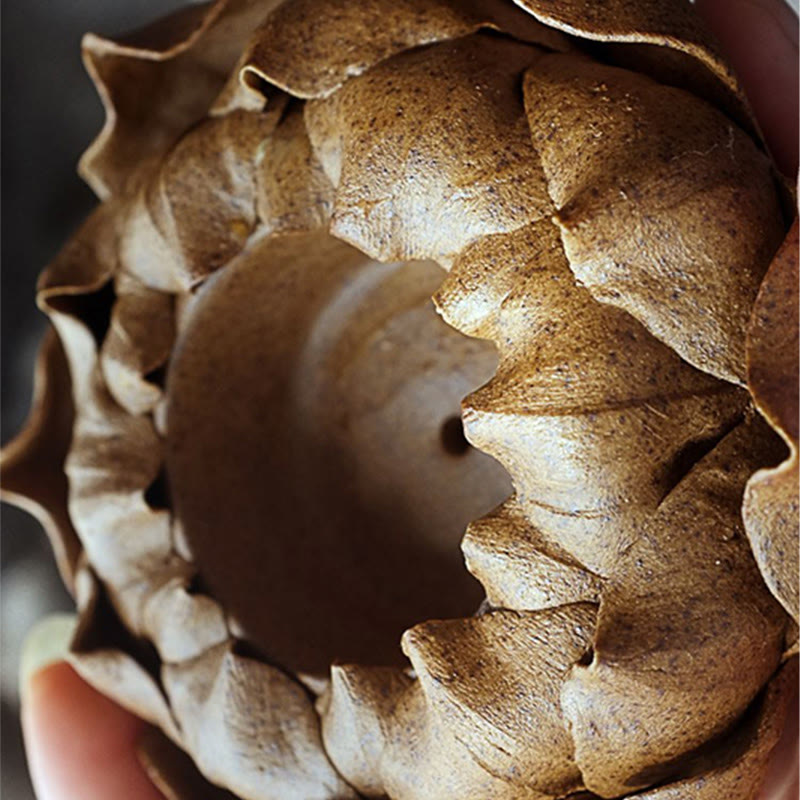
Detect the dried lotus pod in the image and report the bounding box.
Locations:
[2,1,797,799]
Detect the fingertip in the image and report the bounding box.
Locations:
[22,660,165,800]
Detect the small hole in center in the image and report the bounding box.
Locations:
[440,414,470,456]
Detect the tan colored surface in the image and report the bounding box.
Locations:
[2,1,794,798]
[744,220,800,624]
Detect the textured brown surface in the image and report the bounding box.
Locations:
[239,0,569,100]
[1,1,794,798]
[743,220,800,624]
[0,331,80,591]
[523,54,783,384]
[304,34,553,265]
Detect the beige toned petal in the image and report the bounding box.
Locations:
[255,104,335,236]
[137,726,239,800]
[744,458,799,625]
[440,223,746,576]
[523,54,784,383]
[65,368,185,634]
[100,273,175,416]
[120,106,285,291]
[36,202,119,407]
[402,605,596,796]
[322,604,597,799]
[80,0,279,198]
[327,672,547,799]
[631,658,798,800]
[511,0,756,135]
[305,35,553,265]
[562,419,788,796]
[140,575,229,665]
[323,670,537,800]
[238,0,569,101]
[319,665,415,796]
[462,499,602,611]
[69,566,179,741]
[744,220,799,623]
[163,643,356,800]
[0,330,81,591]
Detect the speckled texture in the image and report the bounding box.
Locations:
[0,1,794,799]
[743,220,800,624]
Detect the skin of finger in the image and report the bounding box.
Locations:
[21,661,166,800]
[695,0,799,176]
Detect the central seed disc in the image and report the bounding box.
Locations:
[166,233,511,673]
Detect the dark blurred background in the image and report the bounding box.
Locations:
[1,3,183,796]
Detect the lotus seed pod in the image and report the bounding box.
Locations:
[2,1,797,799]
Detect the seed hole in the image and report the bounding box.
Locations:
[440,414,470,456]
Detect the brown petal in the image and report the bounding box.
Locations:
[462,499,603,611]
[255,103,335,236]
[746,220,799,442]
[523,54,784,384]
[120,106,285,291]
[66,369,180,633]
[0,330,81,590]
[440,223,746,576]
[322,605,598,798]
[305,35,553,265]
[100,273,175,416]
[137,726,239,800]
[80,0,277,198]
[402,605,596,796]
[562,419,788,796]
[36,202,119,403]
[744,220,800,623]
[162,642,356,799]
[512,0,756,137]
[69,567,179,741]
[630,657,798,799]
[140,575,229,664]
[237,0,569,101]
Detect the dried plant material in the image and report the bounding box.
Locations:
[511,0,757,134]
[138,727,239,800]
[100,273,174,416]
[255,104,335,235]
[461,499,603,611]
[163,233,509,673]
[3,1,794,799]
[162,642,356,800]
[0,330,80,589]
[523,54,784,384]
[322,604,596,799]
[121,105,285,290]
[627,657,798,799]
[561,419,788,796]
[438,222,747,577]
[80,0,281,198]
[305,35,553,265]
[69,567,180,741]
[744,220,800,623]
[238,0,569,101]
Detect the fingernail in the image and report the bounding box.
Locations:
[19,614,78,701]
